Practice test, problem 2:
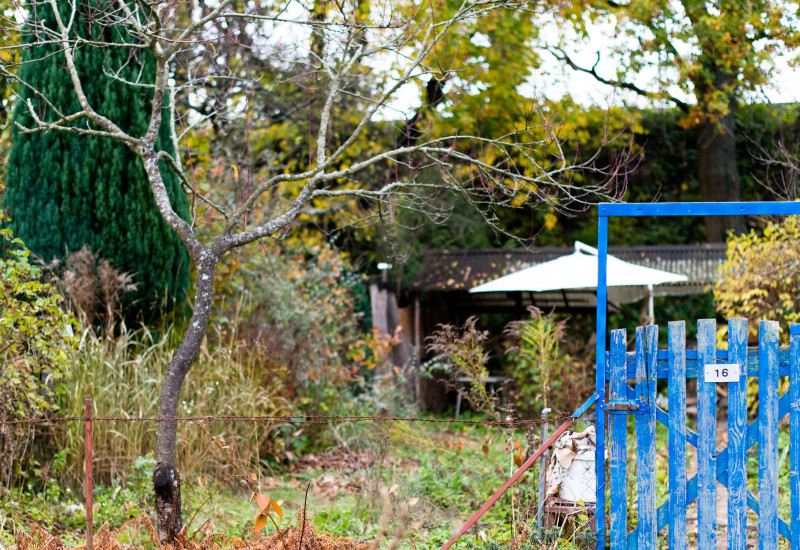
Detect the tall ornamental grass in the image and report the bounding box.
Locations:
[54,323,289,487]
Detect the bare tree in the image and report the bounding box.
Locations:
[749,123,800,203]
[2,0,630,540]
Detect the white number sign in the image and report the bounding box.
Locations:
[704,363,740,383]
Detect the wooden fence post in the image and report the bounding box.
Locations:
[85,398,93,550]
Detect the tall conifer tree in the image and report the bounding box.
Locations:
[4,1,190,319]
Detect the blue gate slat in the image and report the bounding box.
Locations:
[791,324,800,549]
[651,470,792,542]
[633,326,657,550]
[727,318,748,550]
[758,320,780,549]
[653,389,792,539]
[668,321,687,550]
[745,491,793,541]
[696,319,717,549]
[608,348,793,380]
[653,405,698,448]
[610,329,628,550]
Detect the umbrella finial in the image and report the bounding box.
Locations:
[574,241,599,256]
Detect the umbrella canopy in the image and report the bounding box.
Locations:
[469,241,688,294]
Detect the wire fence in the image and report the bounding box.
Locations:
[0,413,574,427]
[2,398,589,550]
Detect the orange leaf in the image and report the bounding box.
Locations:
[256,493,270,511]
[447,441,454,450]
[270,500,283,518]
[482,442,490,457]
[253,511,268,533]
[457,442,464,455]
[250,473,257,480]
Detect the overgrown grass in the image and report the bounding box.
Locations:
[2,417,593,549]
[50,323,290,487]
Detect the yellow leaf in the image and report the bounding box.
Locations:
[254,511,269,533]
[270,499,283,518]
[408,497,419,507]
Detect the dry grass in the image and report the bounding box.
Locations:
[50,323,290,487]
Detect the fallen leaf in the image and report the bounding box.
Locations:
[408,497,419,506]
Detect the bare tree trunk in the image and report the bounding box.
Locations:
[696,99,745,242]
[153,254,217,543]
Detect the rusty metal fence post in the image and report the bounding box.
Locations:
[85,398,93,550]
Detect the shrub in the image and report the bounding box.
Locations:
[41,246,138,332]
[0,205,77,487]
[426,317,497,418]
[212,240,369,418]
[505,308,592,416]
[715,216,800,340]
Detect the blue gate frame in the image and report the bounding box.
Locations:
[594,201,800,549]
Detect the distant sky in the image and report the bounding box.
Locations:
[383,16,800,119]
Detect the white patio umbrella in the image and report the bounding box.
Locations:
[469,241,688,320]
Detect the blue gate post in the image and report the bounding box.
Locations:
[595,214,608,548]
[791,324,800,550]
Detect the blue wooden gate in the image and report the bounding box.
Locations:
[603,318,800,549]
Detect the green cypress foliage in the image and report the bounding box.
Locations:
[4,1,190,320]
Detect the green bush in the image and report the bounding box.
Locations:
[0,205,76,486]
[212,241,371,418]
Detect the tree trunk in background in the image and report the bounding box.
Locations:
[154,256,217,543]
[310,0,328,62]
[696,108,745,241]
[369,283,412,370]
